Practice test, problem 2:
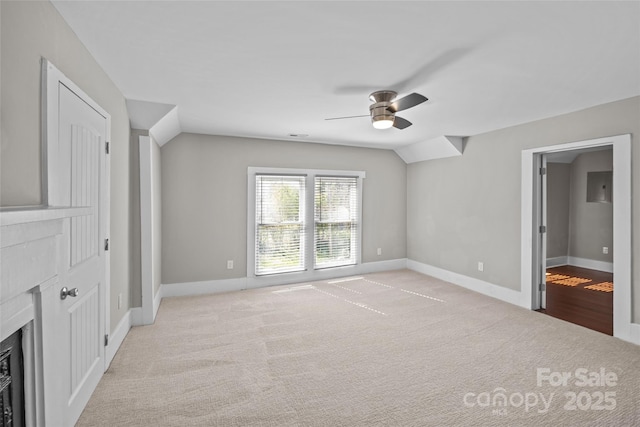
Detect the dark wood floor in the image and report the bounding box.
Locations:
[539,265,613,335]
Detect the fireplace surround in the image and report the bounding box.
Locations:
[1,207,90,426]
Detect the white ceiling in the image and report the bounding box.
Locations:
[51,1,640,150]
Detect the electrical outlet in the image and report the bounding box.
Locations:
[227,260,234,269]
[603,247,609,254]
[118,293,122,309]
[478,262,484,272]
[377,248,382,256]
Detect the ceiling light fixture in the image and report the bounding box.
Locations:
[371,116,394,129]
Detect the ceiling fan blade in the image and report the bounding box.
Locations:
[388,93,428,113]
[325,114,370,121]
[393,116,412,130]
[390,48,472,93]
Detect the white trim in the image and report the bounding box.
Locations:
[163,277,248,298]
[139,136,155,325]
[153,286,162,320]
[0,206,92,227]
[566,256,614,273]
[521,134,634,343]
[22,321,41,427]
[105,310,131,368]
[149,106,181,147]
[545,255,613,273]
[546,256,568,268]
[394,135,463,164]
[407,259,524,307]
[130,307,144,327]
[162,258,407,298]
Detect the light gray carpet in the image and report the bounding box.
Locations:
[77,269,640,426]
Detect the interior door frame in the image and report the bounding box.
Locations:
[537,153,548,310]
[42,58,111,363]
[521,134,632,341]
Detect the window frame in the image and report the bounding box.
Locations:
[313,175,360,270]
[254,174,307,276]
[247,167,365,280]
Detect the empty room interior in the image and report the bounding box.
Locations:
[1,1,640,426]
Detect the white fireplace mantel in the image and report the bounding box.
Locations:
[1,206,90,426]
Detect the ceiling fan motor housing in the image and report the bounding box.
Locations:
[369,103,395,125]
[369,90,397,103]
[369,90,397,128]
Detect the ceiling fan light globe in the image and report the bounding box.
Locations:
[372,116,394,129]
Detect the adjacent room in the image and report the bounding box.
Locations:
[1,1,639,426]
[542,148,615,335]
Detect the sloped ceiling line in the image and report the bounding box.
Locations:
[395,136,464,164]
[126,99,181,146]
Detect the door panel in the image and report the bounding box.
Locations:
[52,82,107,426]
[69,284,100,394]
[70,124,100,267]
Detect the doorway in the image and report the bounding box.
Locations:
[540,148,614,334]
[520,134,632,342]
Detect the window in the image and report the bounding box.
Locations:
[314,176,358,269]
[249,168,364,277]
[255,175,306,275]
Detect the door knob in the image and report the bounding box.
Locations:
[60,287,79,300]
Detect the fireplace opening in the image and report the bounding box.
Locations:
[1,329,24,427]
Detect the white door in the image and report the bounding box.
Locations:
[44,77,109,426]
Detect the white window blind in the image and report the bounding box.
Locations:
[249,167,363,278]
[255,175,306,275]
[314,176,358,269]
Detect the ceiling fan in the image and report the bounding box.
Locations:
[326,90,428,130]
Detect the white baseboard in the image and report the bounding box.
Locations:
[406,259,525,308]
[162,277,247,298]
[162,258,408,298]
[546,256,613,273]
[567,256,613,273]
[105,310,132,368]
[546,256,568,268]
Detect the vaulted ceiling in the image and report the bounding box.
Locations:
[52,1,640,150]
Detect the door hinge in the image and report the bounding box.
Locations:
[104,238,109,251]
[540,167,546,175]
[539,225,547,233]
[105,141,110,154]
[539,283,546,291]
[104,334,109,346]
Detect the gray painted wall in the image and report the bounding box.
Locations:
[161,133,407,285]
[546,151,614,263]
[1,1,132,332]
[546,163,571,259]
[407,96,640,322]
[568,150,613,262]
